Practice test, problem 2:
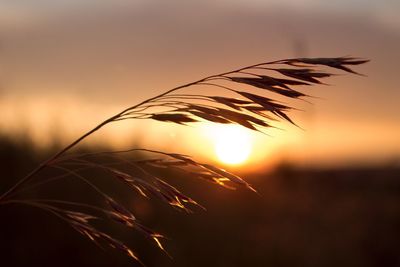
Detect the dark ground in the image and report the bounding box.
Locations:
[1,136,399,267]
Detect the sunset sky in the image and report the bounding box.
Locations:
[0,0,399,170]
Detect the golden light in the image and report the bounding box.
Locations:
[207,124,253,165]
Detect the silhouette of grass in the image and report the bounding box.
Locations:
[0,57,367,264]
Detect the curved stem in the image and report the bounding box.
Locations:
[0,116,117,202]
[0,59,280,202]
[5,166,92,199]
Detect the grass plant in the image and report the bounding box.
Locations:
[0,57,367,264]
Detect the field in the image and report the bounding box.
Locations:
[1,137,399,267]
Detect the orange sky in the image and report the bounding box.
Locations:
[0,1,399,170]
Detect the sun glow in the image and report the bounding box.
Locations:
[208,124,253,165]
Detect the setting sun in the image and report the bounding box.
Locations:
[207,124,253,165]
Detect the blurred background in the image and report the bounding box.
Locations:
[0,1,399,266]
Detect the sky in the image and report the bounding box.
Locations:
[0,0,399,170]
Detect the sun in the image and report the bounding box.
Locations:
[208,124,253,165]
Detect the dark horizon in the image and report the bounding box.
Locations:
[1,137,399,266]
